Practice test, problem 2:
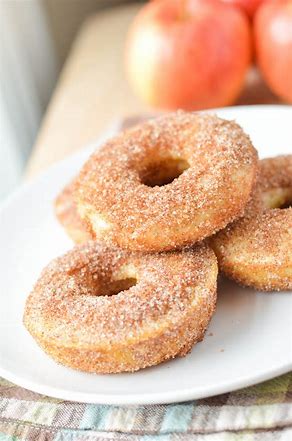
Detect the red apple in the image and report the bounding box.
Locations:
[220,0,265,18]
[255,0,292,102]
[126,0,252,110]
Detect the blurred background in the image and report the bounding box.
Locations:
[1,0,140,199]
[0,0,291,200]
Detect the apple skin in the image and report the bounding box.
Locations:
[254,0,292,102]
[221,0,265,18]
[126,0,252,110]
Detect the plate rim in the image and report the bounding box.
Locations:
[0,362,291,405]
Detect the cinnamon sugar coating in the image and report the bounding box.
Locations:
[259,155,292,209]
[76,112,258,251]
[23,242,218,373]
[55,180,93,243]
[212,156,292,291]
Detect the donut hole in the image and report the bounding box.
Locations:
[99,277,137,296]
[263,188,292,210]
[280,190,292,209]
[140,157,189,187]
[69,268,138,297]
[280,200,292,209]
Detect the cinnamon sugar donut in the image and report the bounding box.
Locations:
[23,242,218,373]
[76,112,258,252]
[212,155,292,291]
[55,180,93,244]
[259,155,292,210]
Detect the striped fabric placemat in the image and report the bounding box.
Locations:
[0,373,291,440]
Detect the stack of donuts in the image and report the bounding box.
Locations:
[24,112,292,374]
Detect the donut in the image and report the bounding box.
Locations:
[55,180,93,244]
[76,112,258,252]
[259,155,292,210]
[211,155,292,291]
[23,242,218,373]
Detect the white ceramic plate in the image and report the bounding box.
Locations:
[0,105,291,405]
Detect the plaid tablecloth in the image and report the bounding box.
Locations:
[0,373,291,441]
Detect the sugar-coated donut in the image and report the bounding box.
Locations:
[76,112,258,251]
[259,155,292,210]
[55,180,93,244]
[212,156,292,291]
[23,242,218,373]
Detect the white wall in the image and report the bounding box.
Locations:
[0,0,58,199]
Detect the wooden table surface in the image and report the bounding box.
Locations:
[26,3,280,178]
